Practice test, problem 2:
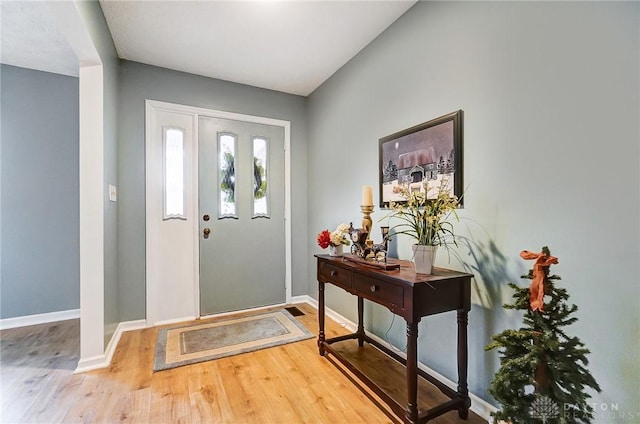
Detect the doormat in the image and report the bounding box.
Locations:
[153,309,314,371]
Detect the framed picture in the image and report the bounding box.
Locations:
[378,110,463,208]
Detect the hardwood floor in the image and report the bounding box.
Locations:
[0,303,487,423]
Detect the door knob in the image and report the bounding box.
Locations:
[203,228,211,236]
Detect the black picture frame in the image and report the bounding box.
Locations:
[378,110,463,208]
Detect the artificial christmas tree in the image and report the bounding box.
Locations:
[485,246,601,423]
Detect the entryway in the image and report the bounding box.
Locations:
[145,100,291,325]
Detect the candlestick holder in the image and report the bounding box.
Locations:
[360,205,374,246]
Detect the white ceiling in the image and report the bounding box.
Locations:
[1,0,416,96]
[0,1,79,77]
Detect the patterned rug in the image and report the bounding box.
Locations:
[153,309,314,371]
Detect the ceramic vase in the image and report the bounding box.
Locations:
[412,244,438,274]
[329,244,344,257]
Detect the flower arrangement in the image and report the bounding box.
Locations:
[317,223,351,249]
[386,178,460,246]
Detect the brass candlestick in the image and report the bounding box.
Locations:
[360,205,374,247]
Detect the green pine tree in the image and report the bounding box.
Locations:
[485,246,601,423]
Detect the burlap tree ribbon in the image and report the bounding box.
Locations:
[520,250,559,311]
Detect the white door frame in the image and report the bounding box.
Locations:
[145,100,292,322]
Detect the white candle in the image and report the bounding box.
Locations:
[362,185,373,206]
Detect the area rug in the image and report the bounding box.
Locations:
[153,309,314,371]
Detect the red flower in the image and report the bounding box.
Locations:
[317,230,331,249]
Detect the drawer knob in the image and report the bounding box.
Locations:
[330,271,337,277]
[370,285,378,292]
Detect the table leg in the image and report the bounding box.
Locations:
[405,320,419,424]
[357,296,364,347]
[457,308,470,419]
[318,281,326,356]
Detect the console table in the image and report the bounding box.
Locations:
[315,254,473,423]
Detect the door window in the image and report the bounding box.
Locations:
[218,132,237,219]
[163,127,185,220]
[252,136,269,218]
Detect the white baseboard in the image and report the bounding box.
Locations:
[290,295,312,305]
[0,308,80,330]
[75,353,108,373]
[104,319,147,365]
[298,297,497,422]
[152,315,198,327]
[75,318,147,374]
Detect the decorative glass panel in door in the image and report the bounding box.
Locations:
[163,127,185,220]
[218,133,237,219]
[252,136,269,218]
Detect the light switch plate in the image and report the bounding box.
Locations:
[109,184,117,202]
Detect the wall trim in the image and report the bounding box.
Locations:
[290,295,314,305]
[104,319,147,366]
[152,316,198,327]
[75,353,107,373]
[0,309,81,330]
[297,296,496,421]
[75,318,147,373]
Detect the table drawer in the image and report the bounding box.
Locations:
[352,273,404,309]
[319,261,352,288]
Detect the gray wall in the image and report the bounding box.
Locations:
[307,1,639,418]
[117,60,308,321]
[75,0,120,345]
[0,64,79,319]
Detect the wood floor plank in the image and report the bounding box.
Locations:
[18,371,85,423]
[1,320,80,423]
[186,365,219,423]
[0,304,487,424]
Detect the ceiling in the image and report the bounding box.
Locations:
[1,0,416,96]
[0,1,80,77]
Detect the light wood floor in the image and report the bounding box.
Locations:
[0,303,487,423]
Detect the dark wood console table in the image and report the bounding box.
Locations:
[315,254,473,423]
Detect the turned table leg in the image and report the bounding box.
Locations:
[406,320,419,423]
[357,297,365,347]
[318,281,326,356]
[457,308,470,419]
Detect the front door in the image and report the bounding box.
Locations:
[198,116,286,315]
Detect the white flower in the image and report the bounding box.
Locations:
[330,223,350,246]
[336,223,350,233]
[385,177,460,246]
